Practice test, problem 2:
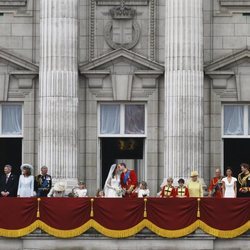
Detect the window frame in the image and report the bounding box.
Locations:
[0,103,24,138]
[222,104,250,138]
[98,102,147,138]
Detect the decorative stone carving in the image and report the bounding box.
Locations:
[104,1,140,50]
[149,0,156,60]
[110,1,136,19]
[205,48,250,101]
[89,0,96,60]
[79,48,164,99]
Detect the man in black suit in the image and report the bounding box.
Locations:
[0,165,19,197]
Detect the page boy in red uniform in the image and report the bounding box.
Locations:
[175,178,189,198]
[160,177,175,198]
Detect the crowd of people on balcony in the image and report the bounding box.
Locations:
[0,162,249,198]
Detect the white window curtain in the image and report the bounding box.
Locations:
[224,105,244,135]
[100,105,120,134]
[2,105,22,135]
[125,105,145,134]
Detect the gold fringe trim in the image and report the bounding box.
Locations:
[37,220,92,238]
[0,219,249,238]
[91,219,146,238]
[199,220,250,238]
[145,219,199,238]
[0,221,38,238]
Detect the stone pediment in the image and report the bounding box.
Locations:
[79,49,164,100]
[205,48,250,100]
[0,48,38,100]
[79,48,164,73]
[204,47,250,72]
[0,47,39,73]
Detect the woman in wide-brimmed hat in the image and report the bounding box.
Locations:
[47,182,66,197]
[17,164,34,197]
[187,171,203,197]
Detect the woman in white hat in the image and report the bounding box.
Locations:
[47,182,66,197]
[17,164,34,197]
[187,171,203,197]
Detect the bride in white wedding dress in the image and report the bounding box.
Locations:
[104,164,122,198]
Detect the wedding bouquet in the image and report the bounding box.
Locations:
[115,187,124,197]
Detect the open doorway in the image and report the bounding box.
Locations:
[224,138,250,196]
[101,138,144,187]
[0,138,22,175]
[224,139,250,175]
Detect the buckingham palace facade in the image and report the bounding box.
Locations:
[1,0,250,197]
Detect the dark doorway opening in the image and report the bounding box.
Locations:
[224,138,250,196]
[224,139,250,175]
[0,138,22,176]
[101,138,143,187]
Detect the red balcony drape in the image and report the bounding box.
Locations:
[0,198,249,238]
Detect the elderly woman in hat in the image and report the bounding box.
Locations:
[187,171,203,197]
[47,182,66,197]
[17,164,34,197]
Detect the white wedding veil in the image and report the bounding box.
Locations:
[104,164,117,197]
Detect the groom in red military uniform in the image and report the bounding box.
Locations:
[119,163,138,198]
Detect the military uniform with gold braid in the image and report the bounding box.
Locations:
[238,171,250,197]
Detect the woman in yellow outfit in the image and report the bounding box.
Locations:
[187,171,203,197]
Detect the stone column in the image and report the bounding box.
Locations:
[39,0,78,186]
[164,0,204,180]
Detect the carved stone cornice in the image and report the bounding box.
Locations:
[79,48,164,72]
[95,0,149,6]
[0,0,27,7]
[220,0,250,6]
